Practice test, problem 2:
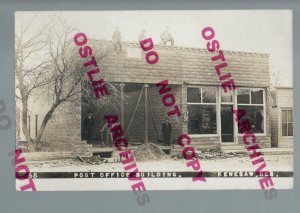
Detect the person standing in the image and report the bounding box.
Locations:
[160,26,174,46]
[112,27,122,52]
[161,117,172,145]
[84,112,94,143]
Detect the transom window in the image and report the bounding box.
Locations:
[282,109,293,137]
[187,86,217,134]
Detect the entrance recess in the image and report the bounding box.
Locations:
[221,105,234,143]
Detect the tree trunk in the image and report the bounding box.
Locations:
[34,102,60,149]
[21,95,35,151]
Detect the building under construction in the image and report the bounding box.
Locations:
[28,39,273,156]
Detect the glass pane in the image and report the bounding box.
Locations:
[221,88,233,102]
[237,89,250,104]
[282,110,287,123]
[188,105,217,134]
[202,87,216,103]
[251,89,263,104]
[282,123,287,136]
[237,106,264,133]
[288,123,293,136]
[288,110,293,122]
[187,87,201,103]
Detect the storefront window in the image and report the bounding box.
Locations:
[187,86,217,134]
[221,88,233,103]
[282,109,293,136]
[237,88,264,134]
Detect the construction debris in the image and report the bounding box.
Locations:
[171,149,247,160]
[37,141,54,152]
[77,155,108,165]
[134,142,167,162]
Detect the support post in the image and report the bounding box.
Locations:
[28,115,31,138]
[144,84,149,143]
[35,115,38,138]
[120,82,125,128]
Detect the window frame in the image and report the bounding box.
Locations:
[281,108,293,137]
[187,86,218,136]
[236,88,266,136]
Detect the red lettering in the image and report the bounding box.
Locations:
[110,124,124,140]
[207,40,220,52]
[182,147,195,160]
[156,80,171,95]
[222,79,236,93]
[79,45,93,58]
[186,159,201,171]
[192,170,206,182]
[139,38,154,51]
[232,109,246,122]
[219,73,232,81]
[15,165,30,180]
[94,84,109,99]
[211,50,226,62]
[15,148,25,166]
[131,181,147,193]
[20,178,36,191]
[238,119,252,133]
[243,132,256,145]
[84,56,98,69]
[215,62,227,76]
[145,51,159,64]
[115,138,128,151]
[74,32,88,46]
[104,115,118,128]
[177,134,191,147]
[162,94,175,107]
[167,105,182,117]
[86,67,100,82]
[259,176,274,190]
[202,27,215,40]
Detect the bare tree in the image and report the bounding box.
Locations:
[16,16,121,151]
[15,15,53,151]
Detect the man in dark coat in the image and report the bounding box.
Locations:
[162,117,172,145]
[84,112,94,143]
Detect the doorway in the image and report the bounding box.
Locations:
[221,105,234,143]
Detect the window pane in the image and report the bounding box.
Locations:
[251,89,263,104]
[288,110,293,122]
[282,123,287,136]
[187,87,201,103]
[202,87,216,103]
[237,106,264,133]
[237,89,250,104]
[288,123,293,136]
[221,88,233,102]
[188,105,217,134]
[282,110,287,123]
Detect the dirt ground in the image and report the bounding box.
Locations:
[27,153,293,172]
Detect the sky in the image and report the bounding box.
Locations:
[16,10,293,87]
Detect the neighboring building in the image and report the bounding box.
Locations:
[271,87,294,148]
[20,39,273,155]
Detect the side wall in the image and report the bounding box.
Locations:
[42,100,92,156]
[276,88,294,148]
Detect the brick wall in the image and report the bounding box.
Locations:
[90,40,270,88]
[42,97,92,156]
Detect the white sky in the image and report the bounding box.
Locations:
[16,10,293,87]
